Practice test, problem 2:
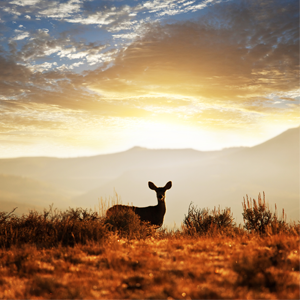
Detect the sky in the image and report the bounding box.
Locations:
[0,0,299,158]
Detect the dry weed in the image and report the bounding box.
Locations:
[0,194,299,299]
[0,234,298,299]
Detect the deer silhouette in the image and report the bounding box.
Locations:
[106,181,172,227]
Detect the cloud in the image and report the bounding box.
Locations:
[0,56,31,93]
[31,61,57,72]
[136,0,216,17]
[0,0,298,137]
[69,61,84,69]
[38,0,81,18]
[9,0,41,5]
[2,6,22,16]
[65,5,133,27]
[11,29,29,40]
[87,0,299,102]
[4,27,112,69]
[113,32,139,40]
[1,0,220,36]
[0,48,152,123]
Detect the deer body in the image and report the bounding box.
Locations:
[106,181,172,227]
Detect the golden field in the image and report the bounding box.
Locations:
[0,233,299,299]
[0,197,299,299]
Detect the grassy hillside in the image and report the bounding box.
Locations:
[0,198,299,299]
[0,234,299,299]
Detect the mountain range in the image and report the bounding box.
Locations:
[0,127,298,226]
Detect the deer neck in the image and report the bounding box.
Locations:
[157,200,166,214]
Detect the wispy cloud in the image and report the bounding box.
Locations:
[11,29,29,40]
[37,0,81,18]
[9,0,41,5]
[88,0,299,99]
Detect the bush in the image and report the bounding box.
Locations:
[242,192,290,235]
[0,206,108,248]
[104,207,157,239]
[183,203,235,236]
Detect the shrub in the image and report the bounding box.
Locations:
[183,203,235,236]
[242,192,290,235]
[0,206,108,248]
[104,207,157,239]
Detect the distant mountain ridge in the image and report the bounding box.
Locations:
[0,143,246,194]
[0,126,299,224]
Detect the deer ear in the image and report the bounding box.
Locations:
[148,182,157,190]
[164,181,172,190]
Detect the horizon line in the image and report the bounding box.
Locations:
[0,125,298,160]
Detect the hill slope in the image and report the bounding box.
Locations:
[73,127,299,225]
[0,127,298,224]
[0,147,242,193]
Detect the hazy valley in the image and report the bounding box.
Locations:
[0,127,299,225]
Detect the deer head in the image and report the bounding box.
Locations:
[148,181,172,203]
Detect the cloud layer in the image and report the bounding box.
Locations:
[92,1,299,95]
[0,0,299,157]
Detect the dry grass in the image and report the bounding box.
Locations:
[0,234,299,299]
[0,192,299,299]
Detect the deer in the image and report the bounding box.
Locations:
[106,181,172,228]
